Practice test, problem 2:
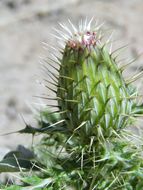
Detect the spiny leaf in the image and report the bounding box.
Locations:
[4,145,34,160]
[22,176,53,190]
[1,121,66,136]
[0,158,38,173]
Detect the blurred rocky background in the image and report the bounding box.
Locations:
[0,0,143,160]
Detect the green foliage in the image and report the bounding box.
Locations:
[1,19,143,189]
[0,146,37,173]
[2,176,53,190]
[4,186,21,190]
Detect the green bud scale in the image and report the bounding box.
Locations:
[57,21,134,139]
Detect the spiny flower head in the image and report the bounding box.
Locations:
[44,18,142,140]
[54,18,136,138]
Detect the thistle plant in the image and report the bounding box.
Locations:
[1,19,143,190]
